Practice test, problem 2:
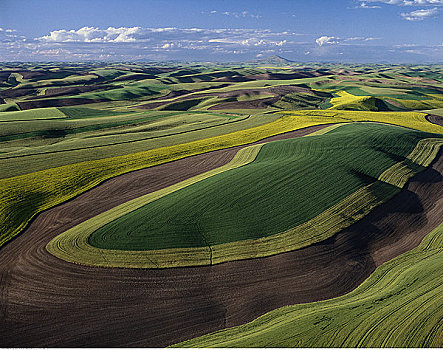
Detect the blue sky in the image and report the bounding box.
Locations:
[0,0,442,62]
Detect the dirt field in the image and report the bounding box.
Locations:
[427,113,443,127]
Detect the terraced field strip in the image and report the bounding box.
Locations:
[0,114,344,247]
[47,127,442,268]
[0,113,266,179]
[378,138,443,187]
[0,112,247,159]
[173,221,443,348]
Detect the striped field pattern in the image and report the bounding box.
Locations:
[46,124,443,268]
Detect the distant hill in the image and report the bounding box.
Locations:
[249,55,295,65]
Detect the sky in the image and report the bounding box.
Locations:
[0,0,442,63]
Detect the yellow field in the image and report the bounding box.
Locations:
[279,109,443,134]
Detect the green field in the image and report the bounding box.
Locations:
[46,123,442,269]
[0,107,66,121]
[89,123,434,250]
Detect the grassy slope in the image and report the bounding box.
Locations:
[0,111,253,178]
[423,108,443,117]
[0,107,66,121]
[173,222,443,348]
[0,110,239,143]
[1,109,441,249]
[89,123,431,250]
[57,106,134,118]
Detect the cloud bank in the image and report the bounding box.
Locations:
[0,26,441,63]
[361,0,443,5]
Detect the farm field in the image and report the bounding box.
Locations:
[0,61,442,347]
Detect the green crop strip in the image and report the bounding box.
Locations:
[172,221,443,348]
[46,124,442,269]
[1,109,441,250]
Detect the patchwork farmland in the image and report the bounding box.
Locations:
[0,61,442,347]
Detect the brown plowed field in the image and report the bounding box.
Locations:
[0,124,441,347]
[427,113,443,127]
[17,97,107,110]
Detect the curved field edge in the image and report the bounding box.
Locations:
[46,135,443,269]
[1,110,441,249]
[0,115,343,248]
[172,221,443,348]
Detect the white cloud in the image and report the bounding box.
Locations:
[345,37,380,41]
[161,43,175,49]
[2,25,439,63]
[38,26,147,42]
[37,27,292,44]
[401,7,439,19]
[208,38,286,47]
[316,36,338,46]
[316,35,380,46]
[361,0,443,5]
[206,10,261,19]
[0,27,23,42]
[358,2,382,8]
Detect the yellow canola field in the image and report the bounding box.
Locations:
[279,109,443,134]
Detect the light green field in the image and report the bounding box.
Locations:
[0,107,66,121]
[14,74,98,89]
[423,108,443,117]
[172,221,443,347]
[0,112,270,178]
